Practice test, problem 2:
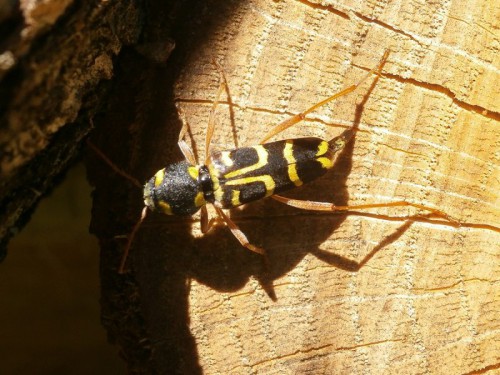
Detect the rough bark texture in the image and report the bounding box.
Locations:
[3,0,499,374]
[0,0,144,256]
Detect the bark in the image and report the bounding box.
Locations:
[4,0,499,374]
[0,0,144,256]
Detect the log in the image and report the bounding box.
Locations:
[14,0,496,373]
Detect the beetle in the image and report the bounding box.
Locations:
[90,50,457,273]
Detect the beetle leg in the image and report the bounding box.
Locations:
[259,50,390,144]
[200,205,219,234]
[271,195,457,224]
[176,107,199,165]
[213,206,265,255]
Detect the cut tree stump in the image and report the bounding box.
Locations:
[7,0,498,374]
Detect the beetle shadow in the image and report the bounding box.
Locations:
[182,58,419,300]
[89,1,419,373]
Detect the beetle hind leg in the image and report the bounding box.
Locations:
[271,195,457,224]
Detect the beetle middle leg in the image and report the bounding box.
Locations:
[213,206,265,255]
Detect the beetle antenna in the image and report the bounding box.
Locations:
[118,206,148,274]
[87,139,143,189]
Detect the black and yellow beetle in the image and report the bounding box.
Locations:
[91,50,454,273]
[142,126,354,256]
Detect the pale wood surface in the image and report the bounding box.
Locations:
[167,0,500,373]
[82,0,500,373]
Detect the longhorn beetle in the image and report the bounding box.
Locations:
[90,50,459,273]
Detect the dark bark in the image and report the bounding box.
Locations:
[0,0,144,258]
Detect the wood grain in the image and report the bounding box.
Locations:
[169,0,500,373]
[89,0,499,373]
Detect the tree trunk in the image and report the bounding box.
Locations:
[6,0,498,374]
[0,0,144,256]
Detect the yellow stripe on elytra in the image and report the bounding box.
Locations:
[225,175,276,197]
[316,140,329,156]
[316,141,333,169]
[231,190,241,207]
[317,157,333,169]
[220,151,234,167]
[158,200,173,215]
[224,145,268,179]
[283,140,302,187]
[154,169,165,187]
